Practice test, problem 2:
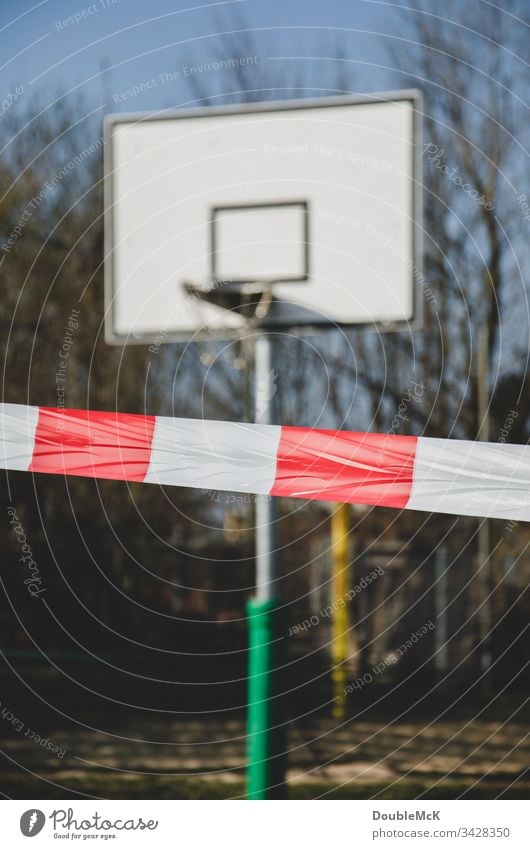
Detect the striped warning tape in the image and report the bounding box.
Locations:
[1,403,529,520]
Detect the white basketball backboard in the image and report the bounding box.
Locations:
[104,91,422,344]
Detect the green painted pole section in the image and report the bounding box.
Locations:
[246,597,286,799]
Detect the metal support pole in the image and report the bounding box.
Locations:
[331,503,350,719]
[254,333,277,603]
[246,332,286,799]
[477,327,492,688]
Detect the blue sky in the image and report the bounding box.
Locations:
[1,0,402,113]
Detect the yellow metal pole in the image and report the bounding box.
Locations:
[331,503,350,720]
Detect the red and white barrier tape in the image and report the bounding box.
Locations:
[1,403,529,520]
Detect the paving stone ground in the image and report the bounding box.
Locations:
[1,717,528,797]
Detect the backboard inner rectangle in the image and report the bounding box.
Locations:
[211,201,309,284]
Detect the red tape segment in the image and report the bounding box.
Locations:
[29,408,156,481]
[271,427,417,507]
